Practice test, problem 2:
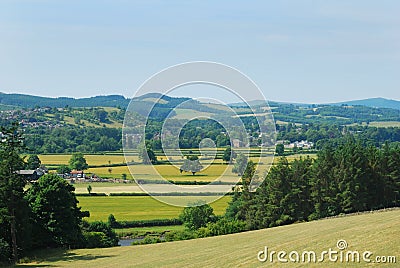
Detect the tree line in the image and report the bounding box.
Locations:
[226,137,400,230]
[163,137,400,245]
[277,122,400,147]
[0,124,118,265]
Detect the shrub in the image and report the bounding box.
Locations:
[196,218,247,238]
[164,230,196,242]
[83,232,109,248]
[82,221,118,247]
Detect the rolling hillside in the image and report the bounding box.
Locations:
[2,92,400,110]
[18,209,399,267]
[333,97,400,110]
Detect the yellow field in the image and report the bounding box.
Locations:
[19,209,400,267]
[87,163,240,182]
[39,153,315,182]
[39,154,139,166]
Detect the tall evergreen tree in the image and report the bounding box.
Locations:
[0,123,30,263]
[309,145,339,219]
[25,154,41,170]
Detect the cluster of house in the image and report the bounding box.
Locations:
[277,140,314,149]
[18,167,132,184]
[0,108,64,129]
[17,167,48,181]
[17,167,88,182]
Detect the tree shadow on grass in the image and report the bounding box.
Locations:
[15,248,116,267]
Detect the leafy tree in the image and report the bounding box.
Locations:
[57,164,71,174]
[82,221,118,247]
[107,214,117,228]
[179,202,215,230]
[180,155,203,175]
[275,144,284,156]
[26,154,41,169]
[25,174,88,248]
[222,147,236,164]
[232,153,248,176]
[87,185,92,194]
[225,160,256,228]
[139,145,157,165]
[94,109,108,123]
[0,123,30,263]
[69,152,88,171]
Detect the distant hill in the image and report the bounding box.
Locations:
[0,92,227,120]
[332,97,400,110]
[232,97,400,110]
[2,92,399,111]
[0,92,130,108]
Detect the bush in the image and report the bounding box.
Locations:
[164,230,196,242]
[82,221,118,247]
[205,218,247,236]
[131,235,162,245]
[83,232,109,248]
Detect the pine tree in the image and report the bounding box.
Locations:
[0,123,30,263]
[309,145,339,219]
[25,154,41,170]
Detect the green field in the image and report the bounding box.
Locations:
[78,196,231,221]
[18,209,399,267]
[348,121,400,128]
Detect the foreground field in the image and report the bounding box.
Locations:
[18,209,399,267]
[78,196,231,221]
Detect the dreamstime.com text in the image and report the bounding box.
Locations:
[257,240,396,264]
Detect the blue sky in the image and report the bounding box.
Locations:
[0,0,399,103]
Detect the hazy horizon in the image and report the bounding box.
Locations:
[1,90,399,105]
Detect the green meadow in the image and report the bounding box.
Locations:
[77,196,232,221]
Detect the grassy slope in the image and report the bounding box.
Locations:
[18,209,399,267]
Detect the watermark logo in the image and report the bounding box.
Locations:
[122,62,276,207]
[257,239,397,264]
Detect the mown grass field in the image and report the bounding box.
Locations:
[18,209,400,267]
[77,196,231,221]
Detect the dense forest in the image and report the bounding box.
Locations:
[226,137,400,230]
